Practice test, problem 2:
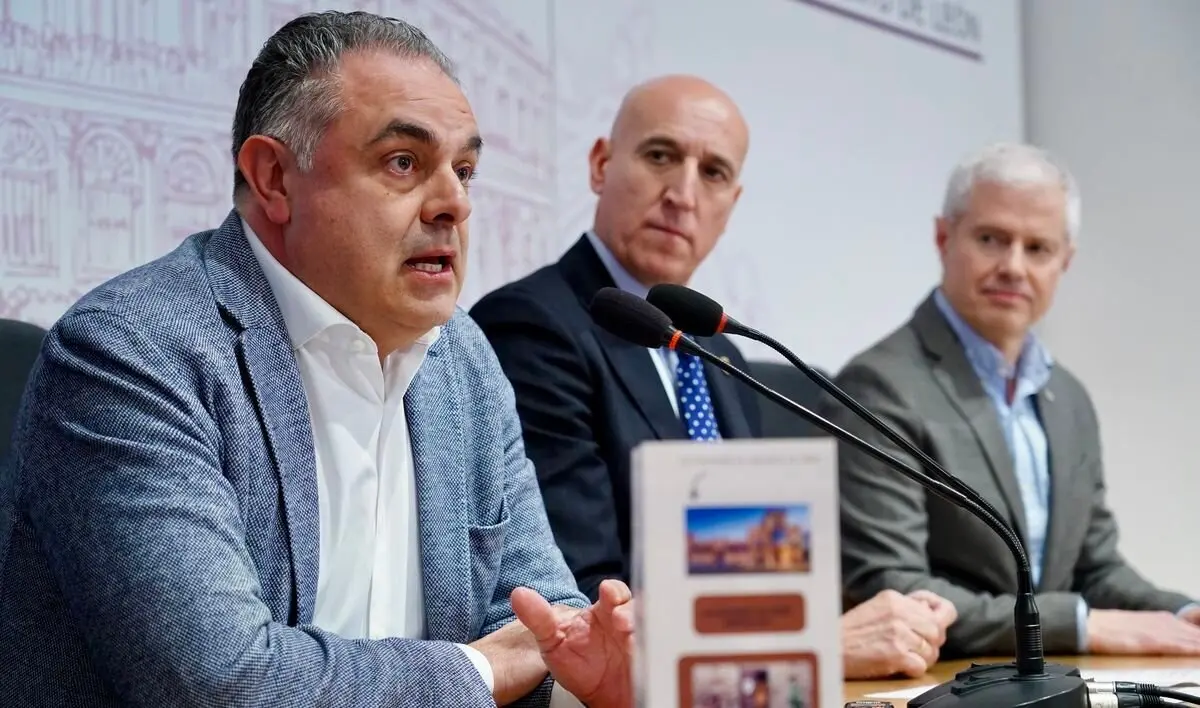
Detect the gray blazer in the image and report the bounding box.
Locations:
[0,211,588,707]
[824,292,1192,657]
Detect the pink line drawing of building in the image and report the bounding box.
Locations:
[401,0,557,307]
[0,0,662,325]
[552,1,655,245]
[0,0,253,324]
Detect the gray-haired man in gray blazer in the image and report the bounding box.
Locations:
[824,142,1200,659]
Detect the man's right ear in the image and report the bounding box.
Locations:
[236,135,293,225]
[587,138,610,195]
[934,216,951,254]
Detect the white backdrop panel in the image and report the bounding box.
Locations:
[0,0,1022,371]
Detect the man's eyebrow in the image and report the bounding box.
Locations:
[463,134,483,156]
[367,120,483,158]
[636,135,682,154]
[636,135,735,174]
[367,120,436,147]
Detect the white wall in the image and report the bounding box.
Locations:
[629,0,1025,369]
[1024,0,1200,595]
[0,0,1022,377]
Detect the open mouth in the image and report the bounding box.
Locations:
[404,255,452,274]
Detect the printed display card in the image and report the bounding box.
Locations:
[631,438,842,708]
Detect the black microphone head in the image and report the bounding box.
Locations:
[588,287,675,349]
[646,283,726,336]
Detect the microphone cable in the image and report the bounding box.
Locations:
[1089,680,1200,706]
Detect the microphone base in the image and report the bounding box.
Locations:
[908,661,1088,708]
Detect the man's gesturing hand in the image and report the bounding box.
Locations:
[511,579,635,708]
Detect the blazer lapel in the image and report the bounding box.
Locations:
[931,364,1026,538]
[701,342,752,439]
[405,344,472,643]
[596,331,687,440]
[558,235,686,441]
[238,328,320,624]
[913,295,1029,541]
[1036,382,1074,589]
[205,210,320,625]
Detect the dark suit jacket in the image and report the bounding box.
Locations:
[470,235,763,599]
[822,292,1193,657]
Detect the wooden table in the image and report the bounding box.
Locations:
[844,656,1200,706]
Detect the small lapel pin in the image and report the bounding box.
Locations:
[719,355,732,375]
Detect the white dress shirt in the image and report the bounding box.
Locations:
[244,222,582,707]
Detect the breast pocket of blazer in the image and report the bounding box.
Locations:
[466,493,512,618]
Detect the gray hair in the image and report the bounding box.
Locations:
[231,10,457,196]
[941,142,1082,241]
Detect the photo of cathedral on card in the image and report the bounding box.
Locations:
[679,652,818,708]
[685,505,812,575]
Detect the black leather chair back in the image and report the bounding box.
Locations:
[747,360,831,439]
[1,318,48,464]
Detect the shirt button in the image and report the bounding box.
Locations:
[351,339,366,353]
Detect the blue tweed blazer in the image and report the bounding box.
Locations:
[0,211,589,707]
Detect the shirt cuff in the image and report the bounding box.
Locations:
[1177,602,1200,618]
[456,643,494,693]
[550,682,587,707]
[1075,597,1089,652]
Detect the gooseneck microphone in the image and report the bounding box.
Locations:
[645,284,1047,672]
[589,288,1026,553]
[591,286,1088,708]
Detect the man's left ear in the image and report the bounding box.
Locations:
[1063,241,1077,272]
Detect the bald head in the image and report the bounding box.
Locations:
[589,75,748,287]
[609,75,749,159]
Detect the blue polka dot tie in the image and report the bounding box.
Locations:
[675,351,721,441]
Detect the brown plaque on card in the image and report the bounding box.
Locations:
[693,593,806,634]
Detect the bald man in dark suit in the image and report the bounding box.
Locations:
[472,74,958,680]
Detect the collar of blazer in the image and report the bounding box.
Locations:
[558,235,752,440]
[557,235,685,439]
[908,291,1075,555]
[199,209,486,628]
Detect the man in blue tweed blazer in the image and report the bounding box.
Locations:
[0,11,633,708]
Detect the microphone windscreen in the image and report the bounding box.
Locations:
[647,284,723,336]
[589,287,674,348]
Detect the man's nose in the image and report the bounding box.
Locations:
[997,243,1027,278]
[662,163,700,211]
[420,167,473,226]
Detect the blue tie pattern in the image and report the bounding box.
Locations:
[675,352,721,441]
